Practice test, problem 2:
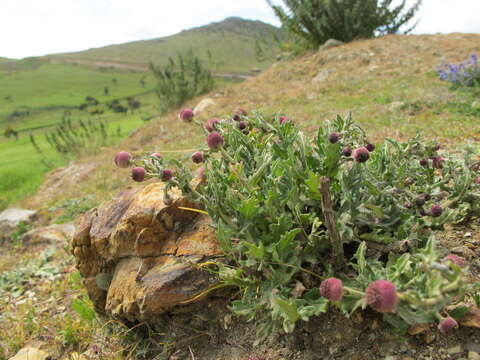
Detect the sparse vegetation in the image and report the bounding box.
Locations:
[150,50,215,113]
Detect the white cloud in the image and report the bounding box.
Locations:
[0,0,478,59]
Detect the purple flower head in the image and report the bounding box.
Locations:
[191,151,204,164]
[365,143,375,152]
[131,167,146,182]
[365,280,398,313]
[207,131,224,149]
[242,129,250,135]
[430,204,443,218]
[232,108,247,121]
[238,121,247,130]
[432,156,445,169]
[342,147,352,157]
[161,169,173,182]
[151,152,162,159]
[443,254,465,268]
[279,116,291,124]
[475,176,480,185]
[320,278,343,302]
[204,118,220,132]
[328,132,340,144]
[114,151,132,168]
[438,317,458,334]
[415,195,426,207]
[420,159,428,167]
[353,147,370,163]
[179,108,194,122]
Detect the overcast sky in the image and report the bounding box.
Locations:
[1,0,479,59]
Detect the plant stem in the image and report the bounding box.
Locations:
[319,176,345,268]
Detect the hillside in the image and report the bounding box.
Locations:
[45,17,282,74]
[28,33,480,208]
[1,33,480,360]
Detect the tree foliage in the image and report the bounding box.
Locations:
[266,0,423,49]
[150,50,215,113]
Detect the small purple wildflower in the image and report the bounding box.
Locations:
[419,159,428,167]
[319,278,343,302]
[353,147,370,163]
[279,116,291,124]
[207,131,224,149]
[131,167,146,182]
[238,121,247,130]
[179,108,194,122]
[365,280,398,313]
[365,143,375,152]
[328,132,340,144]
[204,118,220,132]
[438,317,458,334]
[151,152,162,158]
[191,151,204,164]
[430,204,443,218]
[114,151,132,168]
[443,254,465,268]
[342,147,352,157]
[161,169,173,182]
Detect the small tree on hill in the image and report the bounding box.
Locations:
[266,0,422,50]
[150,50,215,113]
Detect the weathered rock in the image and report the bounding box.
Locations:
[193,98,216,115]
[71,183,221,321]
[319,39,344,51]
[9,342,51,360]
[0,208,37,240]
[22,222,75,246]
[313,69,331,83]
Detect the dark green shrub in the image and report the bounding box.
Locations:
[150,50,215,113]
[267,0,422,50]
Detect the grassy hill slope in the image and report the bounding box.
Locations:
[27,33,480,211]
[45,17,282,73]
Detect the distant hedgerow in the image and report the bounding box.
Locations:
[149,50,215,113]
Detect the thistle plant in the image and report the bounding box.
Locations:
[115,110,480,337]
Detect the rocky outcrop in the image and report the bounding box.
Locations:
[70,183,221,322]
[22,223,75,246]
[0,208,37,241]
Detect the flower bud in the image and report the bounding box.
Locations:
[443,254,465,268]
[279,116,291,124]
[432,156,445,169]
[179,108,194,122]
[430,204,443,217]
[415,196,426,207]
[161,169,173,182]
[476,176,480,185]
[204,118,220,132]
[420,159,428,167]
[114,151,131,168]
[242,129,250,135]
[191,151,204,164]
[131,167,146,182]
[437,317,458,334]
[365,280,398,313]
[238,121,247,130]
[207,131,224,149]
[151,152,162,158]
[353,147,370,163]
[197,166,206,180]
[342,147,352,157]
[366,143,375,152]
[329,132,340,144]
[232,108,247,121]
[320,278,343,302]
